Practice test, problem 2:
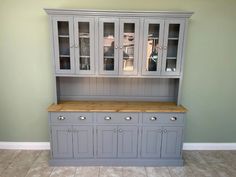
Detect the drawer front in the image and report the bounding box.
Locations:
[142,113,184,124]
[50,112,93,124]
[96,113,139,124]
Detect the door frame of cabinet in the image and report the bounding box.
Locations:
[98,18,119,75]
[51,125,73,158]
[119,18,140,76]
[52,16,75,74]
[161,19,185,75]
[74,17,95,75]
[141,19,165,76]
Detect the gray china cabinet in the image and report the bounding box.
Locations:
[45,8,193,166]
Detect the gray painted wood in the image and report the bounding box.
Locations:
[119,18,140,76]
[141,126,162,158]
[74,17,95,75]
[117,126,138,158]
[141,19,165,76]
[51,125,73,158]
[73,126,94,158]
[52,16,75,74]
[97,125,117,158]
[161,126,183,158]
[57,77,179,102]
[161,19,185,76]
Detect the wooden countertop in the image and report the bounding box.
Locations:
[48,101,187,113]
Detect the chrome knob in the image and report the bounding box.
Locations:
[150,117,157,121]
[119,129,123,133]
[124,116,132,121]
[57,116,65,120]
[170,117,177,121]
[158,46,162,50]
[104,116,111,120]
[115,46,118,49]
[163,46,167,50]
[70,44,74,48]
[120,46,123,49]
[163,129,167,133]
[79,116,86,120]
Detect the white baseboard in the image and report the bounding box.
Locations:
[0,142,50,150]
[183,143,236,150]
[0,142,236,150]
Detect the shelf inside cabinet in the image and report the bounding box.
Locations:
[58,35,69,38]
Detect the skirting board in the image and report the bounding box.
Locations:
[0,142,236,150]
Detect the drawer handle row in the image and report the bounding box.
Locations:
[149,116,178,121]
[104,116,132,121]
[57,116,87,121]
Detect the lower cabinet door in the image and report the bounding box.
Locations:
[97,125,117,158]
[73,126,94,158]
[141,126,162,158]
[161,127,183,158]
[51,125,73,158]
[117,126,138,158]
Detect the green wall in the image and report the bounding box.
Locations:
[0,0,235,142]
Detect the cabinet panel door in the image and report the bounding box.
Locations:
[97,126,117,158]
[142,19,165,76]
[52,17,75,74]
[98,18,119,75]
[141,126,162,158]
[117,126,138,158]
[51,125,73,158]
[74,17,95,75]
[119,19,139,76]
[161,127,183,158]
[161,19,185,75]
[73,126,94,158]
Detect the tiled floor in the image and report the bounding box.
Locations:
[0,150,236,177]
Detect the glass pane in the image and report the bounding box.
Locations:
[103,23,115,71]
[79,22,90,70]
[122,23,135,71]
[59,37,70,55]
[166,24,180,72]
[168,24,180,38]
[60,57,71,69]
[58,21,69,36]
[146,24,160,71]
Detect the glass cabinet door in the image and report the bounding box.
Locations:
[162,20,185,75]
[119,19,139,75]
[74,17,95,75]
[53,17,75,74]
[142,19,164,75]
[99,18,119,75]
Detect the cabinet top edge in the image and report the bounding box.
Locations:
[47,101,188,113]
[44,8,194,18]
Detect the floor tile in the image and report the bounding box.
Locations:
[75,166,99,177]
[99,167,122,177]
[123,167,146,177]
[146,167,171,177]
[50,167,76,177]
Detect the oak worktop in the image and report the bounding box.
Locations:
[47,101,187,113]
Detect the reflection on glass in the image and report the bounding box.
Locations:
[79,22,90,70]
[58,21,71,70]
[103,23,115,70]
[122,23,135,71]
[146,24,160,71]
[166,24,180,72]
[60,57,70,69]
[58,22,69,36]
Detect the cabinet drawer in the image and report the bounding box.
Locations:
[50,112,93,124]
[142,113,184,124]
[96,113,139,124]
